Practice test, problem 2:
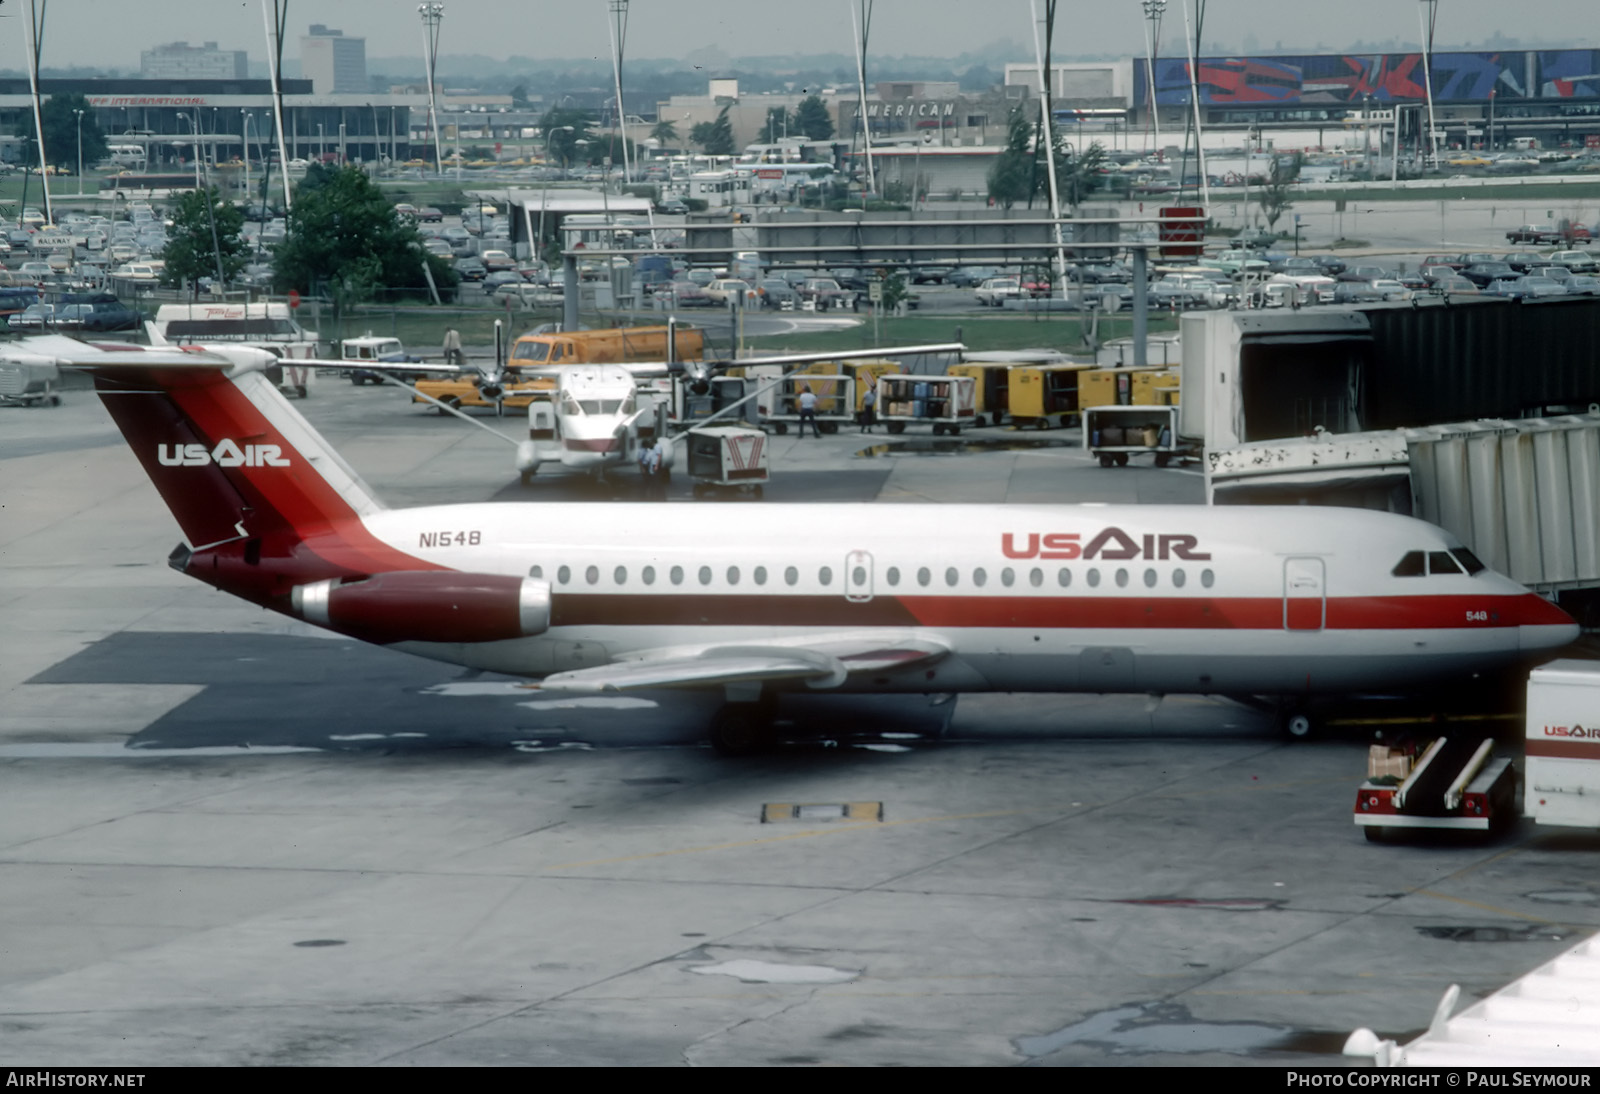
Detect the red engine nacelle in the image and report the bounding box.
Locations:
[291,571,551,644]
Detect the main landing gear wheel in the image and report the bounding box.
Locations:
[1363,827,1386,843]
[1282,710,1315,741]
[708,703,774,757]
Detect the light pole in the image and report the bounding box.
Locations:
[178,113,200,190]
[607,0,631,183]
[418,3,445,174]
[241,110,252,200]
[73,109,83,196]
[1418,0,1440,167]
[318,123,324,164]
[1141,0,1167,161]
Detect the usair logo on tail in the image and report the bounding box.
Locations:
[157,441,292,467]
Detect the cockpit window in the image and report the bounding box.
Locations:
[1396,549,1481,578]
[1392,551,1426,577]
[1428,551,1463,575]
[1451,548,1486,575]
[578,399,623,415]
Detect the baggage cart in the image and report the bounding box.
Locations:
[765,373,854,435]
[947,360,1015,426]
[878,374,977,435]
[687,425,769,498]
[1009,362,1093,429]
[1084,404,1185,467]
[0,358,62,407]
[1354,735,1518,843]
[1079,366,1182,410]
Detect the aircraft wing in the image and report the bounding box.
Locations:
[535,633,950,694]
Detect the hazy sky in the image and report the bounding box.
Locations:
[6,0,1594,69]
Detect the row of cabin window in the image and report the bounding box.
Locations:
[530,563,1218,591]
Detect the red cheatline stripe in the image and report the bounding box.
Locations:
[547,591,1563,631]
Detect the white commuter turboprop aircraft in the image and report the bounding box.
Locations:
[32,337,1580,754]
[514,363,667,482]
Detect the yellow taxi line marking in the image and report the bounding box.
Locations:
[1411,888,1565,925]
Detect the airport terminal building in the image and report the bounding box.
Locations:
[0,77,427,171]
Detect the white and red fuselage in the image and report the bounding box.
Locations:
[81,347,1578,705]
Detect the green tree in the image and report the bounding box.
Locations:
[689,120,716,151]
[41,93,109,171]
[649,119,679,148]
[1258,153,1302,230]
[757,107,790,145]
[510,84,530,110]
[160,186,249,292]
[986,107,1034,210]
[794,95,834,141]
[538,106,593,172]
[273,165,456,313]
[699,105,735,156]
[1058,141,1109,211]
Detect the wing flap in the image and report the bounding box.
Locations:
[536,634,950,694]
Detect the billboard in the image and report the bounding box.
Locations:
[1134,50,1600,107]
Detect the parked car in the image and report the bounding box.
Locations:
[454,256,488,282]
[1547,250,1597,274]
[66,294,144,332]
[1337,264,1390,283]
[798,277,855,310]
[1432,275,1480,295]
[756,278,800,309]
[1460,262,1517,287]
[491,281,563,307]
[7,303,60,329]
[482,271,525,295]
[974,277,1025,306]
[704,278,757,306]
[1504,252,1546,272]
[479,249,515,272]
[1566,276,1600,296]
[946,266,1001,288]
[1332,281,1384,304]
[1369,279,1413,301]
[656,199,689,215]
[1506,224,1561,245]
[652,280,711,307]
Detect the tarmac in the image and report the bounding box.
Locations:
[2,371,1598,1067]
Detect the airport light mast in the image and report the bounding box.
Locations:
[418,3,446,175]
[1418,0,1440,166]
[607,1,632,184]
[1141,0,1167,160]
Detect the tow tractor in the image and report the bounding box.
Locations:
[1353,732,1518,842]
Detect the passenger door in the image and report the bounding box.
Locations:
[1283,557,1326,631]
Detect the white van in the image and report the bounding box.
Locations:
[151,302,322,358]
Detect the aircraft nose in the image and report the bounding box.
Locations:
[1517,593,1581,651]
